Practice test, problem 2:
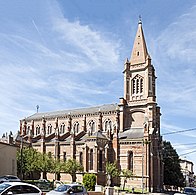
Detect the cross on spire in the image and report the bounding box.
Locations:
[139,15,142,24]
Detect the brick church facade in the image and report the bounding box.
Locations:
[20,20,163,192]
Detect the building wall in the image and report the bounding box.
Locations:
[0,142,18,176]
[180,159,194,186]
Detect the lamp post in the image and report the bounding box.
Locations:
[142,140,144,194]
[20,135,23,180]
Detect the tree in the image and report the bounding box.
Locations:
[121,169,133,190]
[17,147,56,180]
[83,173,96,191]
[17,147,42,179]
[106,162,120,186]
[162,141,185,187]
[62,159,83,182]
[50,159,64,180]
[38,152,54,179]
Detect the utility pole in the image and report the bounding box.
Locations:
[20,135,23,180]
[142,140,144,194]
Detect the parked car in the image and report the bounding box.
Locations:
[53,180,64,188]
[46,183,87,195]
[0,178,7,184]
[36,179,52,190]
[0,182,43,195]
[183,187,196,195]
[0,175,20,182]
[174,187,196,195]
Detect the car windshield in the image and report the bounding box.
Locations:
[0,183,11,192]
[55,185,70,192]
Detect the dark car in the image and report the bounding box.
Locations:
[46,183,87,195]
[183,187,196,195]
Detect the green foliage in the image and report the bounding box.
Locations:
[163,141,185,187]
[106,162,119,178]
[51,159,64,175]
[121,169,133,190]
[106,162,120,186]
[17,147,42,178]
[61,158,84,182]
[17,147,56,179]
[39,152,54,173]
[83,173,96,191]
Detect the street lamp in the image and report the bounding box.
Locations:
[20,135,23,180]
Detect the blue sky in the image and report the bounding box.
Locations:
[0,0,196,172]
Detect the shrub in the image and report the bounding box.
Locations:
[83,173,96,191]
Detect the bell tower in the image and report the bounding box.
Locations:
[123,18,156,105]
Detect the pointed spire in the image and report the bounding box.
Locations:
[130,18,149,65]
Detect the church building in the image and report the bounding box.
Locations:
[20,19,163,192]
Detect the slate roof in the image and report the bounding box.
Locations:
[89,131,108,140]
[24,103,118,121]
[119,128,144,140]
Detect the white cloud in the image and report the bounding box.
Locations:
[152,5,196,119]
[0,1,122,135]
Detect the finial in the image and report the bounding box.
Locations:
[36,105,39,113]
[124,58,129,64]
[138,15,142,24]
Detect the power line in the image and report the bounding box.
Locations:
[179,149,196,157]
[162,127,196,136]
[173,142,196,146]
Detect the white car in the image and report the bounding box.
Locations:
[0,182,43,195]
[0,175,21,182]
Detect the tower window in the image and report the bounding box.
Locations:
[140,79,143,93]
[126,80,130,94]
[132,79,136,94]
[137,51,140,56]
[132,75,144,95]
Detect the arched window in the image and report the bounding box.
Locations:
[132,75,144,95]
[104,120,112,132]
[128,151,133,171]
[89,149,93,170]
[47,124,52,135]
[60,123,65,134]
[36,125,40,135]
[79,152,83,166]
[73,122,79,133]
[98,150,103,171]
[140,79,143,93]
[88,120,95,135]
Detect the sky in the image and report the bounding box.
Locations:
[0,0,196,172]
